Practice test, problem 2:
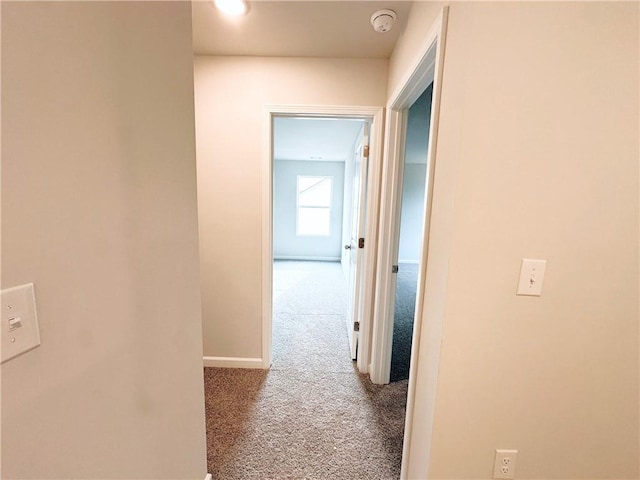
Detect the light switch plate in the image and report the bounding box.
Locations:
[517,259,546,296]
[1,283,40,363]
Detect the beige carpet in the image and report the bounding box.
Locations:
[204,261,408,479]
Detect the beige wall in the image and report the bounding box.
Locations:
[398,2,639,479]
[194,56,388,359]
[387,1,446,102]
[1,2,4,474]
[1,2,207,478]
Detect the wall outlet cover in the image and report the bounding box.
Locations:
[493,449,517,479]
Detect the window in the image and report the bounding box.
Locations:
[297,175,332,236]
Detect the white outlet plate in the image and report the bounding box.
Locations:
[517,258,546,296]
[1,283,41,363]
[493,449,517,479]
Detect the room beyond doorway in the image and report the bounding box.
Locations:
[264,106,384,373]
[390,84,434,382]
[272,117,364,263]
[272,115,366,361]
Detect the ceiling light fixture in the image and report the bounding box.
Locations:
[214,0,248,16]
[370,9,396,33]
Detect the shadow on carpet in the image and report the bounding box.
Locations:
[204,368,408,480]
[204,260,409,479]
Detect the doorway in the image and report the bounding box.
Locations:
[271,116,365,365]
[366,7,448,479]
[262,106,384,373]
[389,84,433,383]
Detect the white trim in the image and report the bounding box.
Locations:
[204,474,213,480]
[370,44,440,385]
[274,255,341,262]
[361,5,450,479]
[355,108,385,375]
[262,104,384,374]
[370,108,408,381]
[400,8,449,480]
[203,356,264,369]
[262,107,274,369]
[398,259,420,265]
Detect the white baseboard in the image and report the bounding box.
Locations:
[398,259,420,264]
[274,255,340,262]
[203,356,264,369]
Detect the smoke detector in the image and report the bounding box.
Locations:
[370,9,396,33]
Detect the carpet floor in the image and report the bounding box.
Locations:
[204,260,408,479]
[390,263,418,383]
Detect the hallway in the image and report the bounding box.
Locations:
[204,260,408,479]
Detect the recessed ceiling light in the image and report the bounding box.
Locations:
[214,0,248,16]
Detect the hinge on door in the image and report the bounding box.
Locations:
[363,145,369,158]
[354,321,360,332]
[358,238,365,249]
[392,265,399,273]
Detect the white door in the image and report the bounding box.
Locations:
[345,124,370,360]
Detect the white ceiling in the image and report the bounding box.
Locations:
[192,1,412,58]
[274,117,364,162]
[192,0,414,161]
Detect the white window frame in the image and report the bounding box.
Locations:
[296,175,333,237]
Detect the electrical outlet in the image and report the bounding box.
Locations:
[493,449,517,479]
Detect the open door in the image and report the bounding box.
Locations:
[345,123,370,360]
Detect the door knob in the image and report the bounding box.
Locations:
[344,244,352,250]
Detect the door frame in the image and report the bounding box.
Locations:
[367,6,449,478]
[370,15,445,384]
[262,105,384,373]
